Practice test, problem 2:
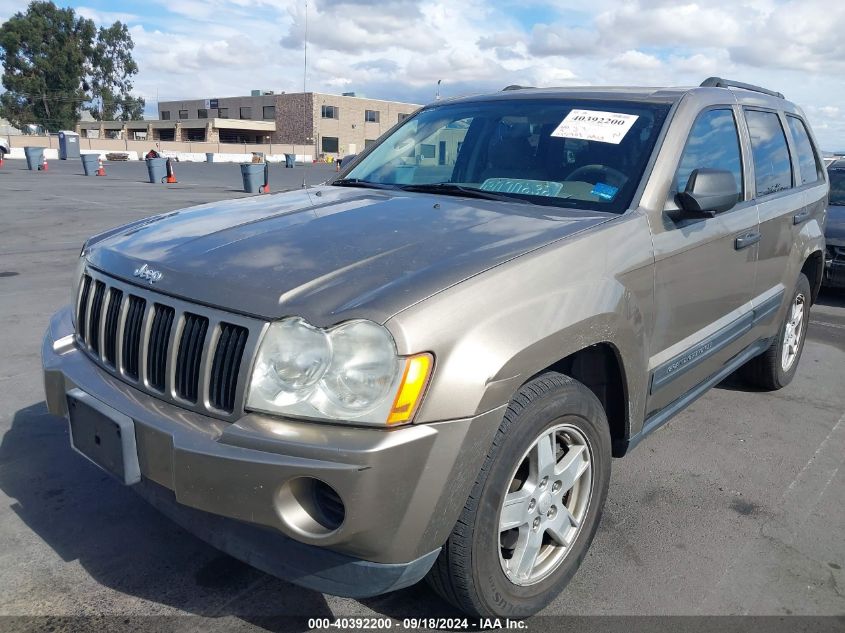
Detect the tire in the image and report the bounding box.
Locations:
[741,273,811,390]
[426,372,612,618]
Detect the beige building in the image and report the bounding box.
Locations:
[148,91,421,157]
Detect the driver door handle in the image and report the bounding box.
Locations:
[735,230,761,250]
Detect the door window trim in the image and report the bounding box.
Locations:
[742,106,795,201]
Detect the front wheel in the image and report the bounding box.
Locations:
[426,372,611,618]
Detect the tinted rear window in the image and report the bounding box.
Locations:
[744,109,793,197]
[786,116,822,185]
[829,168,845,206]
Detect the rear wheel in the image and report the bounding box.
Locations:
[426,372,611,618]
[741,273,811,390]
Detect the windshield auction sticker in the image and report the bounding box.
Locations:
[551,109,639,144]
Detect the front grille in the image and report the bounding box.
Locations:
[175,313,208,403]
[74,268,265,420]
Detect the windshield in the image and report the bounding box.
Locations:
[829,168,845,206]
[341,98,671,213]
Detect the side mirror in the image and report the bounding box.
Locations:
[675,168,739,217]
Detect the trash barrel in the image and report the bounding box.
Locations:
[284,153,295,168]
[146,157,168,183]
[58,131,80,160]
[206,152,214,163]
[24,147,44,171]
[241,163,265,193]
[81,154,99,176]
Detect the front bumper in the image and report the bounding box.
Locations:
[42,306,504,595]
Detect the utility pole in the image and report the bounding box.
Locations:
[435,79,442,101]
[303,0,308,94]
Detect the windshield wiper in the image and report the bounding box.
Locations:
[331,178,398,190]
[399,183,531,204]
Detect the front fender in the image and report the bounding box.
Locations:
[387,213,654,437]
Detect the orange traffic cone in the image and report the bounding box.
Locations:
[96,157,106,176]
[165,158,177,183]
[41,155,49,171]
[0,154,4,169]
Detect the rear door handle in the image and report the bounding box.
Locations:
[735,231,761,250]
[793,209,811,225]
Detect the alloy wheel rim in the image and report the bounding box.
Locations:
[497,422,593,586]
[781,293,806,372]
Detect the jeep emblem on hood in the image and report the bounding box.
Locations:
[133,263,163,284]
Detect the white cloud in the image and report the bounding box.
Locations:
[613,50,662,71]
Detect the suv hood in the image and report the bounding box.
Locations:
[87,186,610,325]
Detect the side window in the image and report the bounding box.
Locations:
[744,109,793,197]
[675,109,742,197]
[785,115,822,185]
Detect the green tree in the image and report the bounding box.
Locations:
[0,2,144,131]
[0,1,95,131]
[89,21,144,121]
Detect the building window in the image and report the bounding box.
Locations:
[198,109,208,119]
[321,136,339,153]
[218,107,228,118]
[321,105,339,119]
[263,105,275,120]
[178,109,189,119]
[364,139,376,149]
[240,106,252,119]
[183,128,206,142]
[365,110,380,123]
[160,111,170,120]
[398,113,410,122]
[420,144,436,159]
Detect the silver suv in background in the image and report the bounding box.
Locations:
[42,77,827,617]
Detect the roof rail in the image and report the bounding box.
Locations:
[502,85,534,91]
[700,77,784,99]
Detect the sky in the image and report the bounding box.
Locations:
[1,0,844,149]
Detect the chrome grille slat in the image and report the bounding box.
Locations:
[76,275,92,341]
[103,288,123,366]
[121,295,146,380]
[210,323,249,413]
[175,313,209,403]
[88,281,106,355]
[75,267,267,421]
[148,304,175,392]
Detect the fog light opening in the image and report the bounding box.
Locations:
[276,477,346,537]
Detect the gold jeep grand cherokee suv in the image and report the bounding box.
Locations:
[43,77,827,616]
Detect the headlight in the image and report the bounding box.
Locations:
[247,317,432,426]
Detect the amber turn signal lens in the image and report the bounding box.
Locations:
[386,353,433,425]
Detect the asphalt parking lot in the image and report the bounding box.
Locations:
[0,159,843,629]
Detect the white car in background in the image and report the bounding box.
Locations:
[0,138,9,158]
